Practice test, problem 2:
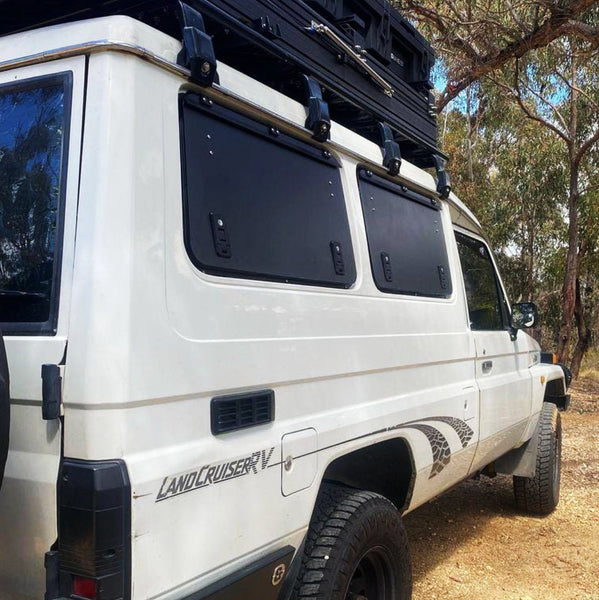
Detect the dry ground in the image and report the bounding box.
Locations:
[404,378,599,600]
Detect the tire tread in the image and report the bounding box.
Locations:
[514,402,561,515]
[293,483,411,600]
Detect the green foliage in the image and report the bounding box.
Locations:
[439,80,569,344]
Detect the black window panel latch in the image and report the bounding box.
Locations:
[330,241,345,276]
[41,364,61,421]
[301,75,331,142]
[438,265,448,290]
[253,15,281,39]
[381,252,393,282]
[210,212,232,258]
[176,1,217,87]
[378,122,401,176]
[432,154,451,199]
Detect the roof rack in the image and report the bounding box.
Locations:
[0,0,448,171]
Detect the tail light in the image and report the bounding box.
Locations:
[73,576,98,599]
[55,459,131,600]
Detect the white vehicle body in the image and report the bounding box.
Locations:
[0,14,568,600]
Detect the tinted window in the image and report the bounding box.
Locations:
[0,74,71,334]
[358,169,452,297]
[181,94,356,288]
[455,232,505,330]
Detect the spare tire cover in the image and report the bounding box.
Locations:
[0,328,9,489]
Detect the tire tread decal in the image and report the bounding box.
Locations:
[425,417,475,448]
[399,423,451,478]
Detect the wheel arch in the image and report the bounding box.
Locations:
[320,437,416,513]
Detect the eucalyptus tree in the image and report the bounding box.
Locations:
[400,0,599,366]
[398,0,599,111]
[440,86,566,339]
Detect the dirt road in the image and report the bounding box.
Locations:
[405,378,599,600]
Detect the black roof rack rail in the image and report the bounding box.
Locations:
[0,0,446,168]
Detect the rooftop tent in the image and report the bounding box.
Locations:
[0,0,444,168]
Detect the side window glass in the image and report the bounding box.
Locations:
[358,169,452,297]
[455,232,505,331]
[0,74,71,334]
[180,94,356,288]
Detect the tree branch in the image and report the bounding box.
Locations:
[574,126,599,169]
[400,0,599,111]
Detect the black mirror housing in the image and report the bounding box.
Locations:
[511,302,538,329]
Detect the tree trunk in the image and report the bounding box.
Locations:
[526,218,535,302]
[557,53,580,365]
[557,166,580,365]
[571,278,591,378]
[466,86,474,182]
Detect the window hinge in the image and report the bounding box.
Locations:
[301,75,331,142]
[378,122,401,176]
[432,154,451,199]
[177,2,217,87]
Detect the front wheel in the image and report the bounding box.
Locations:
[294,483,412,600]
[513,402,562,515]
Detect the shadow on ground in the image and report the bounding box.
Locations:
[404,474,519,583]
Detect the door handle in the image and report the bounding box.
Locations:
[482,360,493,374]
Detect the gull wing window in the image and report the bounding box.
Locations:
[358,169,452,297]
[180,94,356,288]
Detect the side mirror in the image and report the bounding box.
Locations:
[511,302,538,329]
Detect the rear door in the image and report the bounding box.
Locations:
[454,231,532,472]
[0,57,85,600]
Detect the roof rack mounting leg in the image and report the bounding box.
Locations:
[378,122,401,176]
[432,154,451,199]
[176,1,217,87]
[301,75,331,142]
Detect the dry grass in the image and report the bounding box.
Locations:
[405,373,599,600]
[579,350,599,383]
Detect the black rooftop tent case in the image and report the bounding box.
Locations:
[0,0,449,187]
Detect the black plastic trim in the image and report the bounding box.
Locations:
[0,72,73,336]
[559,363,573,389]
[277,538,305,600]
[56,459,131,600]
[211,389,275,435]
[181,545,295,600]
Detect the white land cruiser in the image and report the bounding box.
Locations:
[0,2,569,600]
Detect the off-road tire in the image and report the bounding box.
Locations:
[513,402,562,515]
[0,328,9,489]
[293,482,412,600]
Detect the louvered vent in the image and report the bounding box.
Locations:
[211,390,274,435]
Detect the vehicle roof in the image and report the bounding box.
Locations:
[0,14,482,234]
